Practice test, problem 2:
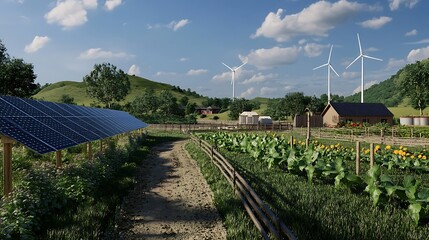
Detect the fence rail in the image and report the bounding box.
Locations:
[190,135,296,240]
[149,122,293,132]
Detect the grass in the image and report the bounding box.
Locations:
[389,106,423,117]
[185,142,260,239]
[34,75,206,106]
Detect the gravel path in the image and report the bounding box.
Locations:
[118,140,227,240]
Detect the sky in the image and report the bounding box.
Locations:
[1,0,428,99]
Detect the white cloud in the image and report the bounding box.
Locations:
[44,0,97,29]
[240,87,256,99]
[302,43,327,57]
[239,46,300,69]
[212,71,231,82]
[386,58,406,69]
[389,0,419,11]
[341,71,360,79]
[405,39,429,45]
[24,36,50,53]
[365,47,379,52]
[179,57,189,62]
[187,69,208,76]
[105,0,122,11]
[405,29,418,36]
[78,48,134,59]
[128,64,140,75]
[252,1,372,42]
[260,87,278,96]
[352,80,377,94]
[148,19,190,31]
[169,19,190,31]
[407,46,429,62]
[156,71,176,76]
[358,16,392,29]
[242,73,277,84]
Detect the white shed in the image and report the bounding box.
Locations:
[258,116,273,125]
[239,111,259,125]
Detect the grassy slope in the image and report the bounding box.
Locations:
[34,75,205,106]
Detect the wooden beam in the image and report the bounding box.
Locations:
[2,136,14,197]
[56,150,62,168]
[87,142,93,161]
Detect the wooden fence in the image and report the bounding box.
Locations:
[148,122,293,132]
[190,135,296,240]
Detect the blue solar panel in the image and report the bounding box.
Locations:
[0,95,147,154]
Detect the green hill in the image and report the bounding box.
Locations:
[344,58,429,107]
[34,75,205,106]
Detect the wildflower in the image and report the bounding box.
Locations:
[418,154,422,159]
[385,145,391,150]
[330,145,334,149]
[411,155,415,159]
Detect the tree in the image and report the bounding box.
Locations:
[228,98,254,120]
[83,63,130,108]
[158,90,179,116]
[131,88,159,117]
[0,58,38,97]
[400,61,429,115]
[284,92,309,117]
[59,94,75,104]
[185,102,197,115]
[0,40,38,98]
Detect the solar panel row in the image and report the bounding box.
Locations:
[0,95,147,154]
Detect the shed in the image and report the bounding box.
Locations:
[258,116,273,125]
[321,102,394,127]
[239,111,259,125]
[196,106,221,115]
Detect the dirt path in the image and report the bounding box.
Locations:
[117,140,227,240]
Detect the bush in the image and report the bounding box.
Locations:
[212,116,219,120]
[200,114,207,118]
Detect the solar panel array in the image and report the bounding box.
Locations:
[0,95,147,154]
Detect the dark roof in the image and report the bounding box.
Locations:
[322,102,393,117]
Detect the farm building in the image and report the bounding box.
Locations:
[239,111,259,125]
[196,106,221,115]
[321,102,394,127]
[258,116,273,125]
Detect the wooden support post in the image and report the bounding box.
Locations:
[306,111,311,150]
[370,143,374,168]
[356,141,360,175]
[87,142,93,161]
[2,136,14,197]
[56,150,62,168]
[290,136,294,148]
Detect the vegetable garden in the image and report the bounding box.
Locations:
[195,131,429,239]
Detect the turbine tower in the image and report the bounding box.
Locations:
[313,45,339,103]
[222,61,247,100]
[346,33,382,103]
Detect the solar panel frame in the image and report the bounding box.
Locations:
[0,95,147,154]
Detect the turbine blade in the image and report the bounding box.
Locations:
[357,33,362,55]
[328,45,333,63]
[346,55,361,69]
[363,55,383,61]
[329,64,340,77]
[313,63,328,70]
[235,61,247,71]
[222,62,233,71]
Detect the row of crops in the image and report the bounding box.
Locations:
[197,132,429,225]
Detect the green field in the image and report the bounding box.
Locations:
[388,107,424,117]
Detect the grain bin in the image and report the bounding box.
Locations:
[399,116,413,126]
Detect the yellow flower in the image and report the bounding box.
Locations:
[418,154,422,159]
[423,156,427,160]
[330,145,334,149]
[403,156,406,160]
[411,155,415,159]
[403,147,407,151]
[394,150,399,155]
[400,146,403,150]
[321,145,325,149]
[385,145,391,150]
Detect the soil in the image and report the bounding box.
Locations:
[117,140,227,240]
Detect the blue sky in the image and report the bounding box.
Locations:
[1,0,428,99]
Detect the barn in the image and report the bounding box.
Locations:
[321,102,394,127]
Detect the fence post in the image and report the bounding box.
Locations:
[370,143,374,168]
[350,130,353,142]
[356,141,360,175]
[56,150,62,168]
[199,138,202,148]
[2,136,14,197]
[290,136,294,148]
[211,145,214,161]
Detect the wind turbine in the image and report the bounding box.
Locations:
[346,33,382,103]
[313,45,339,103]
[222,61,247,100]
